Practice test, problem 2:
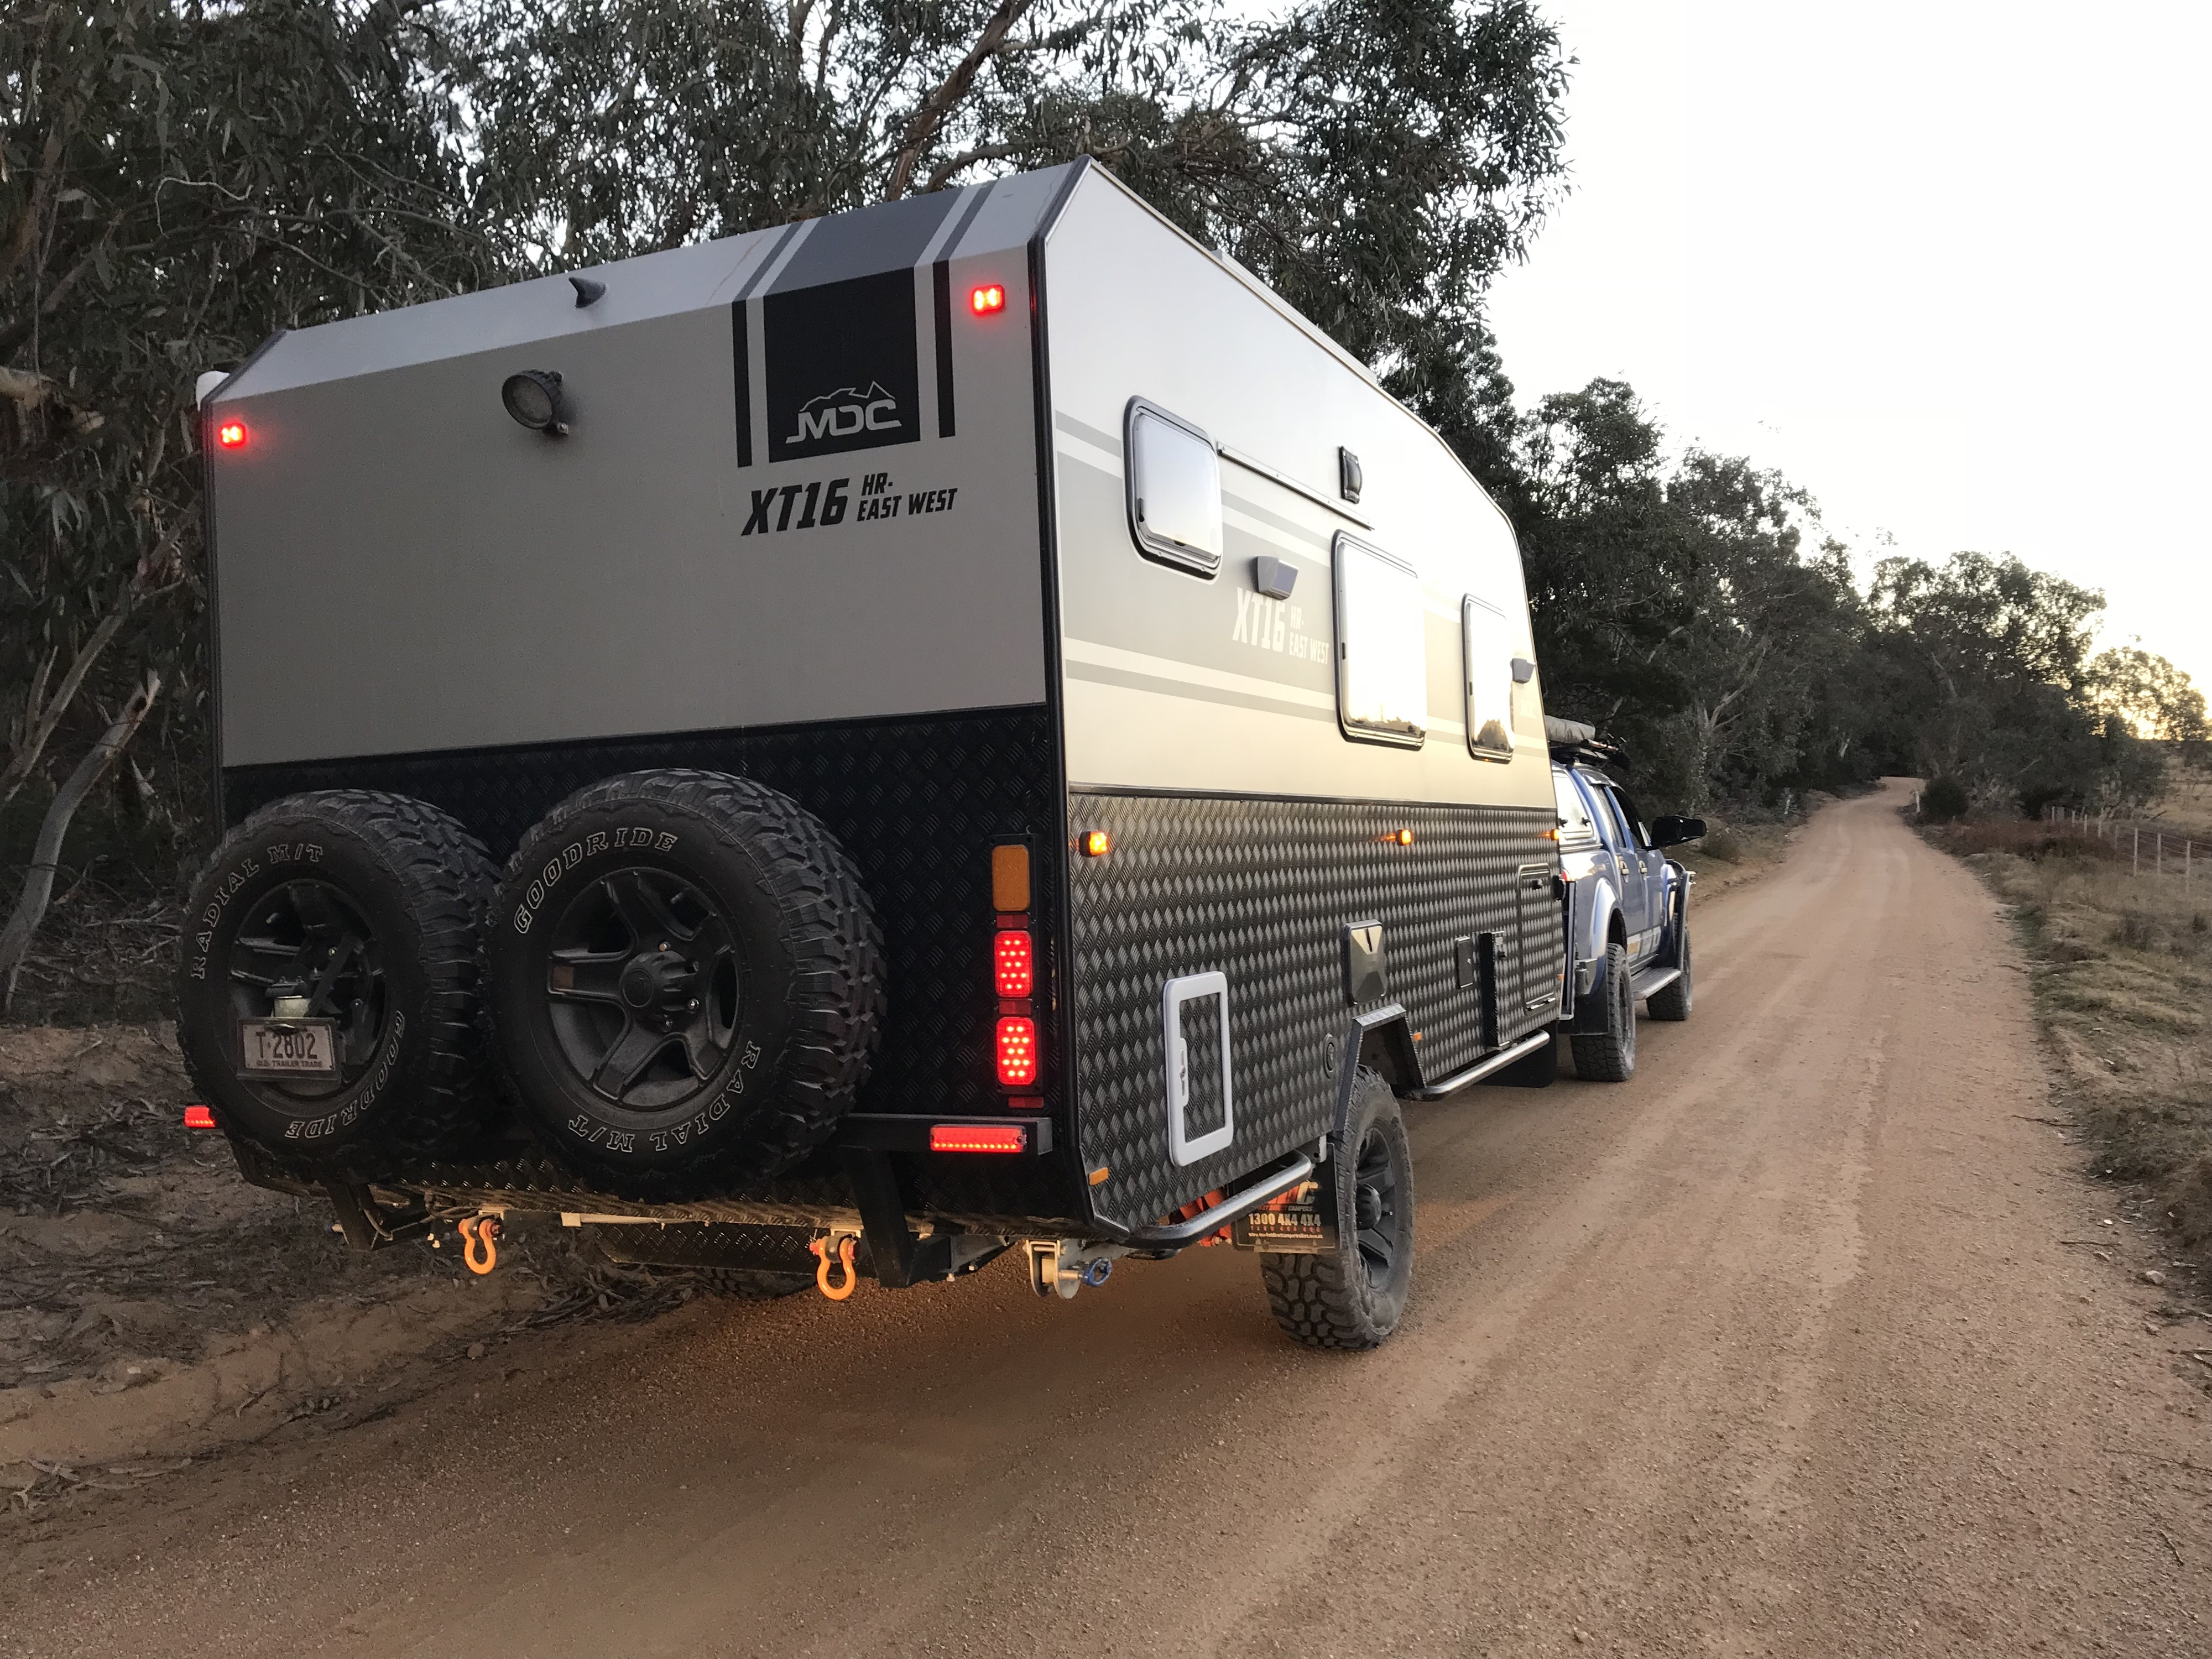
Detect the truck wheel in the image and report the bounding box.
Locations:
[1261,1067,1413,1350]
[1647,917,1693,1021]
[487,770,883,1200]
[1569,941,1637,1081]
[175,791,498,1167]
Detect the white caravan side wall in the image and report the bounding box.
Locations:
[1045,171,1551,812]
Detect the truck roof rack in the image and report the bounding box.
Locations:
[1544,714,1630,774]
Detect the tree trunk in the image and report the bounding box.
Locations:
[0,671,161,1010]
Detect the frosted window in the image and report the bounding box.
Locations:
[1463,596,1515,758]
[1333,534,1426,747]
[1126,404,1223,575]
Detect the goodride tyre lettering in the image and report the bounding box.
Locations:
[486,769,883,1200]
[174,791,498,1167]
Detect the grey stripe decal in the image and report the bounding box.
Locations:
[770,190,962,292]
[1055,410,1121,454]
[1222,488,1331,547]
[936,181,997,262]
[1066,659,1335,724]
[736,222,806,301]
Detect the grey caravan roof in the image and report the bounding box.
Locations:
[216,167,1079,401]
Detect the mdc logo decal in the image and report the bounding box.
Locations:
[791,382,901,445]
[763,269,921,462]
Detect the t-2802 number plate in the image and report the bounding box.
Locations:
[238,1019,338,1080]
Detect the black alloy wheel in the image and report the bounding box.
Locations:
[1352,1121,1403,1292]
[1261,1066,1415,1349]
[227,879,389,1100]
[542,868,742,1109]
[485,769,883,1200]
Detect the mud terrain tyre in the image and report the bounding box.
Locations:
[1647,915,1693,1022]
[487,770,883,1201]
[1569,941,1637,1082]
[175,791,498,1168]
[1261,1068,1413,1350]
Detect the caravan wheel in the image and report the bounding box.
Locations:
[487,770,883,1200]
[1261,1068,1414,1350]
[175,791,498,1167]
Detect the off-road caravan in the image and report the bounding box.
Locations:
[181,159,1563,1349]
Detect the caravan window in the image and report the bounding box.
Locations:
[1125,400,1223,576]
[1463,596,1514,759]
[1332,533,1427,747]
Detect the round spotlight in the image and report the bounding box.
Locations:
[501,369,568,435]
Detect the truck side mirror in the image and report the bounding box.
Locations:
[1649,815,1706,848]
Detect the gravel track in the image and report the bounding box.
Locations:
[3,779,2205,1656]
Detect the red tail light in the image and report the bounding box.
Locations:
[931,1122,1027,1154]
[994,930,1034,998]
[971,283,1006,315]
[995,1016,1038,1086]
[183,1104,217,1129]
[215,420,248,449]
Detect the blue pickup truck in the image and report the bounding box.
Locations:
[1546,719,1704,1081]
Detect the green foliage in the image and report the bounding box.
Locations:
[1,0,504,858]
[2,0,2198,894]
[1919,775,1969,823]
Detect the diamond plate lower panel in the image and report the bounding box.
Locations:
[223,707,1086,1228]
[1067,791,1562,1231]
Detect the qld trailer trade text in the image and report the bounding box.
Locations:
[181,160,1566,1348]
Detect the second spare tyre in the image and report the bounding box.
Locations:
[175,790,499,1170]
[487,769,883,1199]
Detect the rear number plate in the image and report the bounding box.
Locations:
[239,1019,338,1079]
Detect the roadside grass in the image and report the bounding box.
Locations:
[1931,817,2212,1288]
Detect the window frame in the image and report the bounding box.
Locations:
[1462,594,1516,761]
[1123,397,1224,578]
[1331,530,1428,749]
[1552,766,1603,850]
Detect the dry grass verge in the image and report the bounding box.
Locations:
[1929,818,2212,1291]
[0,1022,714,1510]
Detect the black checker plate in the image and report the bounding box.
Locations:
[1067,791,1561,1230]
[224,708,1086,1229]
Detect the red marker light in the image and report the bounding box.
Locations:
[995,1016,1038,1086]
[994,930,1035,998]
[970,283,1006,315]
[183,1104,217,1129]
[931,1122,1028,1155]
[216,420,248,449]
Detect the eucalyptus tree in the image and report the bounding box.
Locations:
[1,0,499,838]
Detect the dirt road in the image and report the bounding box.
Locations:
[4,781,2207,1656]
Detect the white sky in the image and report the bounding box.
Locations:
[1481,0,2212,690]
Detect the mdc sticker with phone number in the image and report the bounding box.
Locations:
[1232,1180,1333,1253]
[239,1019,338,1080]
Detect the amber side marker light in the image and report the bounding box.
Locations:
[1397,828,1415,846]
[971,283,1007,315]
[1081,830,1111,857]
[991,843,1031,912]
[932,1122,1027,1155]
[215,420,248,449]
[183,1104,217,1129]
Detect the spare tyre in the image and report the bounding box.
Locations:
[486,769,883,1199]
[176,791,498,1167]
